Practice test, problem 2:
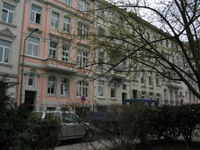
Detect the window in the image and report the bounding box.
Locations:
[0,39,11,63]
[78,22,89,39]
[110,83,116,98]
[64,0,72,5]
[28,72,35,86]
[170,89,173,100]
[123,84,127,90]
[61,78,69,96]
[28,37,40,57]
[97,5,104,17]
[98,51,104,71]
[77,51,88,67]
[141,91,146,98]
[1,3,14,24]
[149,92,153,99]
[149,73,152,85]
[51,12,59,29]
[30,5,42,24]
[63,17,71,33]
[97,27,105,36]
[62,43,70,62]
[164,89,167,100]
[47,76,56,95]
[156,76,159,86]
[141,71,145,85]
[98,80,104,97]
[79,0,90,12]
[77,81,89,97]
[49,41,57,58]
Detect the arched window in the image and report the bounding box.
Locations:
[28,72,35,86]
[47,76,56,94]
[61,78,69,97]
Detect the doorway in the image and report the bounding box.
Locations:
[24,91,36,111]
[133,90,137,98]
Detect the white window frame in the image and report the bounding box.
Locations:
[49,41,57,58]
[77,81,89,97]
[63,17,71,33]
[47,76,56,95]
[0,39,11,63]
[2,3,14,24]
[30,5,42,24]
[62,43,70,62]
[27,37,40,57]
[98,80,104,97]
[61,78,69,97]
[78,22,89,39]
[77,50,88,67]
[51,12,59,29]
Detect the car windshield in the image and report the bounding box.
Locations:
[62,113,80,123]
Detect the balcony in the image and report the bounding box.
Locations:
[43,58,77,74]
[165,81,182,89]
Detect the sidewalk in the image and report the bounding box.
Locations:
[55,140,109,150]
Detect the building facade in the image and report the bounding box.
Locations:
[0,0,24,99]
[17,0,95,111]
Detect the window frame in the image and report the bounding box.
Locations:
[79,0,90,13]
[77,50,88,67]
[28,72,35,86]
[110,83,116,98]
[62,42,70,62]
[49,41,58,58]
[2,2,14,24]
[47,76,56,95]
[27,37,40,57]
[76,81,89,97]
[61,78,69,97]
[78,22,89,39]
[98,80,104,97]
[63,16,71,33]
[64,0,72,6]
[51,12,59,29]
[0,39,11,64]
[30,4,42,24]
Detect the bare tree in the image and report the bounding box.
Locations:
[92,0,200,99]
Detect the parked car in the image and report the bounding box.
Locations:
[32,111,95,141]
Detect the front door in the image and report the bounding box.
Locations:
[24,91,36,111]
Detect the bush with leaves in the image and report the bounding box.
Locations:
[148,105,200,143]
[22,113,61,150]
[0,80,60,150]
[89,104,148,150]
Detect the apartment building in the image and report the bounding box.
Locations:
[93,0,199,107]
[0,0,24,99]
[17,0,95,111]
[92,0,131,109]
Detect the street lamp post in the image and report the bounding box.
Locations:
[19,28,39,105]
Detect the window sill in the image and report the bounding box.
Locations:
[110,98,117,100]
[24,55,42,60]
[97,96,106,100]
[0,21,17,28]
[0,62,12,68]
[47,94,56,97]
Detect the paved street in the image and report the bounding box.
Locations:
[55,140,109,150]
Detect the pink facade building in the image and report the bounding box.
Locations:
[17,0,95,111]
